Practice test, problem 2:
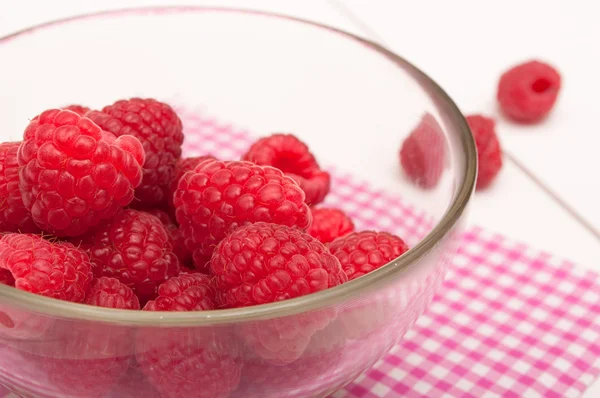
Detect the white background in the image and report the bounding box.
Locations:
[1,1,600,397]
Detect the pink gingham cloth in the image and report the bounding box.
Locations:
[3,109,600,398]
[175,109,600,398]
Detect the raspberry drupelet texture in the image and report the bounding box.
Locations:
[400,113,446,189]
[85,277,141,310]
[146,208,193,268]
[241,134,331,205]
[0,142,38,233]
[63,105,90,116]
[77,209,180,304]
[307,207,354,244]
[143,273,214,311]
[329,231,409,281]
[174,159,312,262]
[17,109,145,236]
[138,277,241,398]
[0,268,14,286]
[465,114,503,190]
[168,155,216,210]
[0,233,92,302]
[210,222,347,308]
[86,98,184,208]
[497,60,561,123]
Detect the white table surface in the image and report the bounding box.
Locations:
[1,1,599,397]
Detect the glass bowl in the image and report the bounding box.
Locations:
[0,6,476,398]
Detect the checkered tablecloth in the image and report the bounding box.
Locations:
[2,108,600,398]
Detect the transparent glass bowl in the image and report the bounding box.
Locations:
[0,7,476,398]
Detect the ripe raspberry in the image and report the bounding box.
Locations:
[307,207,354,244]
[239,325,346,395]
[465,114,503,190]
[169,155,215,209]
[400,113,446,188]
[0,142,38,233]
[85,277,140,310]
[143,273,214,311]
[174,160,311,262]
[12,318,135,398]
[497,60,561,122]
[0,234,92,302]
[63,104,90,116]
[77,209,180,304]
[146,208,193,268]
[210,222,347,308]
[86,98,184,208]
[239,308,336,365]
[17,109,145,236]
[241,134,330,205]
[0,268,14,286]
[329,231,409,281]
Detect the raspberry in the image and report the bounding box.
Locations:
[465,115,503,190]
[497,60,561,122]
[0,142,38,233]
[85,276,140,310]
[86,98,184,208]
[241,134,330,205]
[400,113,446,188]
[143,273,214,311]
[77,209,180,304]
[174,160,311,262]
[0,268,14,286]
[329,231,409,281]
[146,208,193,267]
[307,207,354,244]
[11,319,135,398]
[63,104,90,116]
[168,155,215,211]
[210,222,347,308]
[239,325,346,396]
[17,109,145,236]
[0,234,92,302]
[239,308,336,365]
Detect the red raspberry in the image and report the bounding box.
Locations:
[146,208,193,268]
[399,113,446,188]
[77,209,180,304]
[239,308,336,365]
[174,160,311,262]
[85,276,141,310]
[0,234,92,302]
[143,273,215,311]
[136,327,243,398]
[169,155,216,210]
[63,104,90,116]
[497,60,561,122]
[210,222,347,308]
[241,134,330,205]
[86,98,184,208]
[307,207,354,244]
[329,231,409,281]
[10,318,135,398]
[0,268,14,286]
[138,295,242,398]
[465,114,503,190]
[17,109,145,236]
[0,142,38,233]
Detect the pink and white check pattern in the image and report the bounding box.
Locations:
[3,109,600,398]
[175,110,600,398]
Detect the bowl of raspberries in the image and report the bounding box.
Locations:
[0,7,478,398]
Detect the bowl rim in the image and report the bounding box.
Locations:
[0,5,477,326]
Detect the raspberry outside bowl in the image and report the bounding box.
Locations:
[0,6,476,398]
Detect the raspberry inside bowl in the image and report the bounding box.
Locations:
[0,6,475,398]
